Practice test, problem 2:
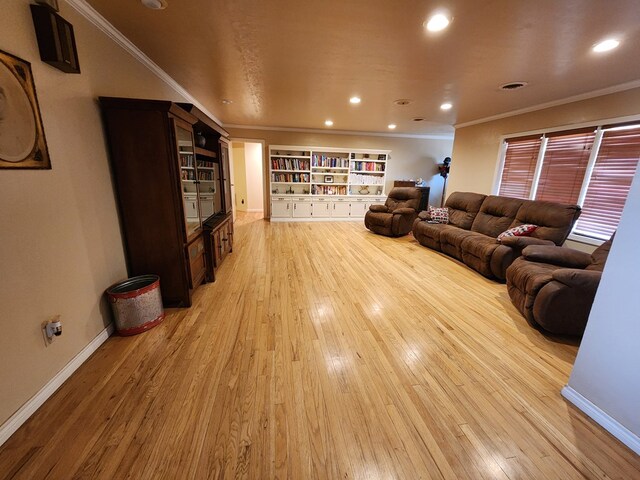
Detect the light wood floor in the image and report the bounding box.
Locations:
[1,213,639,479]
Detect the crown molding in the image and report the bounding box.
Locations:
[224,124,454,140]
[455,79,640,129]
[63,0,224,127]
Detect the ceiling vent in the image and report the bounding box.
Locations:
[412,117,425,122]
[500,81,528,91]
[394,99,412,106]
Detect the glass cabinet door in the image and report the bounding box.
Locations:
[175,124,201,238]
[195,157,218,222]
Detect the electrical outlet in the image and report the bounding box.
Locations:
[42,315,62,345]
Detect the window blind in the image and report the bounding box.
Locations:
[535,130,595,204]
[574,125,640,239]
[498,136,541,199]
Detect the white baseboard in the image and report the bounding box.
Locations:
[0,323,114,447]
[561,385,640,455]
[270,217,364,222]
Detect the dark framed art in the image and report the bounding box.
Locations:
[0,49,51,169]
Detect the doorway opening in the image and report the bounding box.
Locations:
[230,140,265,219]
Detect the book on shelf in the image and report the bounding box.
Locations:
[180,155,194,167]
[271,172,310,183]
[350,173,384,185]
[311,184,347,195]
[350,161,385,172]
[271,157,310,171]
[312,154,349,168]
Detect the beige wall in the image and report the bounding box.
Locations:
[226,128,454,210]
[0,0,188,426]
[231,143,248,211]
[244,142,264,211]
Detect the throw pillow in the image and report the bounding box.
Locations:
[427,206,449,224]
[497,224,538,242]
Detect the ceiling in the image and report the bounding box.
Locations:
[84,0,640,135]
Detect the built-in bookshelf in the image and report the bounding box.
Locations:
[269,145,389,221]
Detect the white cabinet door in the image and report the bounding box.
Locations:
[350,202,367,217]
[332,201,351,218]
[271,200,292,218]
[312,202,331,218]
[293,201,312,217]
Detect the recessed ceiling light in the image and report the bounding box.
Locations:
[440,102,453,111]
[349,96,361,104]
[394,99,412,106]
[388,124,397,130]
[324,120,334,127]
[593,39,620,53]
[425,13,450,32]
[221,99,233,104]
[141,0,167,10]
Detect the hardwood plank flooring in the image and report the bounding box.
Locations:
[1,212,639,479]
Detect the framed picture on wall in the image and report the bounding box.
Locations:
[324,175,333,183]
[0,49,51,169]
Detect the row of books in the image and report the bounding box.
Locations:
[272,157,310,171]
[350,173,385,185]
[181,170,195,181]
[312,185,347,195]
[271,173,310,183]
[180,155,195,167]
[198,171,214,181]
[351,161,385,172]
[197,160,215,169]
[312,155,349,168]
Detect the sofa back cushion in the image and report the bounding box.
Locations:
[471,195,524,237]
[509,200,582,245]
[586,233,614,271]
[385,187,421,211]
[444,192,486,230]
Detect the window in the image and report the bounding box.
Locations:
[574,125,640,239]
[498,123,640,241]
[535,130,595,204]
[498,135,542,199]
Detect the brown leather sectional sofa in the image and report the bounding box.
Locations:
[506,236,613,335]
[412,192,582,280]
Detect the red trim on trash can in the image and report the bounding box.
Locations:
[116,313,165,336]
[108,278,160,300]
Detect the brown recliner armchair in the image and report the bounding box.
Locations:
[364,187,421,237]
[506,235,614,336]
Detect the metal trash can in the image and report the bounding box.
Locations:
[106,275,164,336]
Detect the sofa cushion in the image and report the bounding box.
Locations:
[445,192,486,229]
[440,228,485,260]
[460,235,502,278]
[510,200,581,245]
[413,222,456,251]
[586,235,614,271]
[471,195,524,237]
[385,187,421,212]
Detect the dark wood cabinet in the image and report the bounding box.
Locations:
[204,215,233,282]
[100,97,208,307]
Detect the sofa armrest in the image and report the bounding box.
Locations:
[369,204,388,213]
[499,236,555,248]
[392,207,415,215]
[522,245,592,268]
[552,269,602,292]
[417,210,431,221]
